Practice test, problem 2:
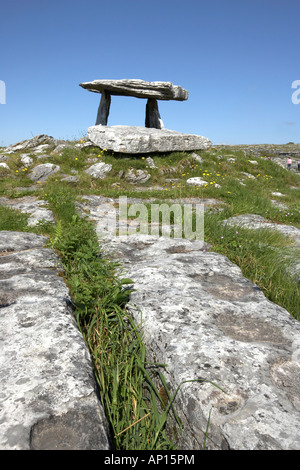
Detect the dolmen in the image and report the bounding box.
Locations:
[79,79,211,154]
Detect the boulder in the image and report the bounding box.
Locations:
[0,231,112,450]
[87,125,212,154]
[84,162,112,179]
[28,163,60,182]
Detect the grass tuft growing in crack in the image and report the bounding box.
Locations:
[42,185,186,450]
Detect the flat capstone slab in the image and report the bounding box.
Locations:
[79,79,188,101]
[0,231,112,450]
[88,125,212,154]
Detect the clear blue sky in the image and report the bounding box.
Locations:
[0,0,299,146]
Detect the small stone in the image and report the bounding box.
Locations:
[145,157,157,168]
[0,162,9,169]
[20,155,34,166]
[189,152,203,163]
[84,162,112,179]
[124,168,151,184]
[186,177,208,186]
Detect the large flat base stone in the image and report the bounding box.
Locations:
[87,125,212,154]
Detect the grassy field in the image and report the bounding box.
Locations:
[0,140,299,449]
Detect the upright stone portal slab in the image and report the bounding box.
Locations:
[96,90,111,126]
[145,98,164,129]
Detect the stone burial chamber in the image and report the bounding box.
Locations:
[79,78,212,154]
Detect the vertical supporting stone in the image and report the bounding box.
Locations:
[145,98,164,129]
[96,91,111,126]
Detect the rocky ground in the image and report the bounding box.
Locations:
[0,135,300,450]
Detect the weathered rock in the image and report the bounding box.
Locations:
[20,154,34,166]
[84,162,112,179]
[60,175,79,183]
[124,168,151,184]
[145,157,157,168]
[78,196,300,450]
[186,177,208,187]
[223,214,300,282]
[4,135,55,154]
[0,162,9,170]
[80,79,189,101]
[33,144,50,154]
[0,231,112,450]
[28,163,60,182]
[189,152,204,163]
[53,143,74,153]
[88,125,212,154]
[0,196,55,226]
[223,214,300,246]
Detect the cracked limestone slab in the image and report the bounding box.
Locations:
[0,196,55,226]
[0,231,112,450]
[79,197,300,450]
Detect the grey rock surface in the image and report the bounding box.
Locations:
[0,231,112,450]
[223,214,300,246]
[0,162,9,170]
[84,162,112,179]
[124,168,151,184]
[88,125,212,154]
[80,79,189,101]
[0,196,55,226]
[28,163,60,182]
[186,177,208,187]
[4,135,55,154]
[79,196,300,450]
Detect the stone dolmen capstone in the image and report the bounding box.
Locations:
[79,79,212,154]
